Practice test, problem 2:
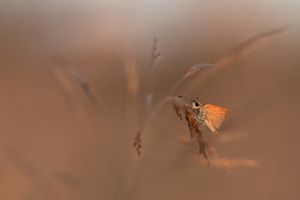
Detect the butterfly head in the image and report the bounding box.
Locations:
[191,99,203,110]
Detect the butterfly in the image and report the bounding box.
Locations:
[173,96,229,161]
[191,98,229,133]
[175,96,230,134]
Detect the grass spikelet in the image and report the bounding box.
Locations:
[183,62,214,78]
[172,96,185,120]
[146,37,162,109]
[149,36,162,69]
[133,131,142,157]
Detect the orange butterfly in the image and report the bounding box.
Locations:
[190,99,230,134]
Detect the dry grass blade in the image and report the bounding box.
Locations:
[133,131,142,157]
[172,96,186,120]
[198,157,258,169]
[153,28,287,107]
[163,28,287,104]
[216,27,288,68]
[188,27,289,88]
[173,102,183,120]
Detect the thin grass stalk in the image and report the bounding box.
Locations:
[116,53,141,200]
[146,37,162,110]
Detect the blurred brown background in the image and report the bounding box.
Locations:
[0,0,300,200]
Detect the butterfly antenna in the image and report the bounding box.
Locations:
[179,96,193,102]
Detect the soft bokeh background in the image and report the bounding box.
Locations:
[0,1,300,200]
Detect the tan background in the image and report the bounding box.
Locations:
[0,1,300,199]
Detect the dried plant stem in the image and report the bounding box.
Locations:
[216,27,288,67]
[146,37,162,110]
[118,54,141,200]
[191,27,288,87]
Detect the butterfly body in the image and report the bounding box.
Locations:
[191,100,229,134]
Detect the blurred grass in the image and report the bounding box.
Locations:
[0,1,299,200]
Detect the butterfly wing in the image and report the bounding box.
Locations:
[203,104,229,133]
